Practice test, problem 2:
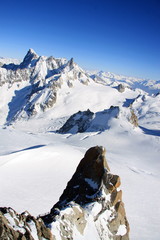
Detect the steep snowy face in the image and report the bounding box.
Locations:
[0,49,91,124]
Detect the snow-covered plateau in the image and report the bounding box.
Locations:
[0,49,160,240]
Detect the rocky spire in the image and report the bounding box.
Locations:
[20,48,39,68]
[67,57,74,69]
[42,146,130,240]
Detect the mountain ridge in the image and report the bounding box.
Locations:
[0,49,159,132]
[0,49,92,125]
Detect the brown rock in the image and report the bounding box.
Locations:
[103,173,121,192]
[0,208,53,240]
[111,189,122,206]
[130,109,138,127]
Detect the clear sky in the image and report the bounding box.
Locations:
[0,0,160,80]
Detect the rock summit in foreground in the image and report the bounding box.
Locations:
[0,146,129,240]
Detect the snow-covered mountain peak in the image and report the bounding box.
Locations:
[0,50,93,124]
[28,48,38,56]
[25,48,39,59]
[20,48,39,68]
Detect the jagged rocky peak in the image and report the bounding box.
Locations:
[51,146,111,207]
[26,48,39,59]
[68,57,74,68]
[42,146,130,240]
[28,48,39,57]
[0,146,129,240]
[0,49,93,124]
[20,48,39,68]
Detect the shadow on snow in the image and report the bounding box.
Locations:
[6,86,33,124]
[140,126,160,137]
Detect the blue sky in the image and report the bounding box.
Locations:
[0,0,160,80]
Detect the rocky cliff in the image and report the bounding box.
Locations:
[0,146,129,240]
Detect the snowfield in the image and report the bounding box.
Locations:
[0,53,160,239]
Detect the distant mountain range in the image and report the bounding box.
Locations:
[0,49,159,130]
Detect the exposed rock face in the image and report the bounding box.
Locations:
[42,146,130,239]
[117,84,125,93]
[58,106,120,134]
[130,108,138,127]
[0,146,129,239]
[58,109,94,133]
[0,207,53,240]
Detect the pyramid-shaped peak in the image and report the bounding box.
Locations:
[20,48,39,68]
[26,48,39,58]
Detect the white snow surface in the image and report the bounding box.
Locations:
[0,55,160,240]
[116,224,127,236]
[0,57,21,65]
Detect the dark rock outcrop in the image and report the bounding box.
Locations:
[57,106,120,134]
[117,84,125,93]
[0,146,129,240]
[57,109,94,133]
